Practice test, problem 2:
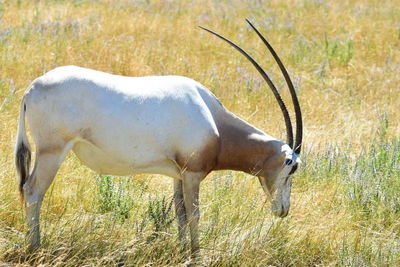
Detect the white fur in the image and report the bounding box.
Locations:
[16,65,298,253]
[25,66,221,178]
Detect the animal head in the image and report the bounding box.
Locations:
[258,144,301,217]
[201,19,303,218]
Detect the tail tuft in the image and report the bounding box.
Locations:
[15,142,31,199]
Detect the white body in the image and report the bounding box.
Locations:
[25,66,229,177]
[16,66,298,253]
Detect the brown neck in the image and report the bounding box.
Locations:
[213,112,282,175]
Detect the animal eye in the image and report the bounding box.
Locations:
[284,159,293,166]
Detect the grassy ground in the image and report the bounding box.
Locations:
[0,0,399,265]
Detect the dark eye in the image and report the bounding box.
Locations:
[284,159,293,166]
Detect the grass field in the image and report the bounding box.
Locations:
[0,0,399,265]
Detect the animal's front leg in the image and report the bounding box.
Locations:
[182,171,203,256]
[173,178,187,241]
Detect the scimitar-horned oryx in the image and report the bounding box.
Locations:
[15,19,303,253]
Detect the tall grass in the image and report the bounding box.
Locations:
[0,0,399,265]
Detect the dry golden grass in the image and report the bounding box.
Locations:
[0,0,399,265]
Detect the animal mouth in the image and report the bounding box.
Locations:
[272,203,289,218]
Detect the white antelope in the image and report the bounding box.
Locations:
[15,20,302,253]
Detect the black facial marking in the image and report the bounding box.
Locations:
[284,159,293,166]
[289,164,298,175]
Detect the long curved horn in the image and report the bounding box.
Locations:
[199,26,294,148]
[245,19,303,154]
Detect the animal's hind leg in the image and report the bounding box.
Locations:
[24,144,72,250]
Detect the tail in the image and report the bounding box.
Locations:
[15,96,31,201]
